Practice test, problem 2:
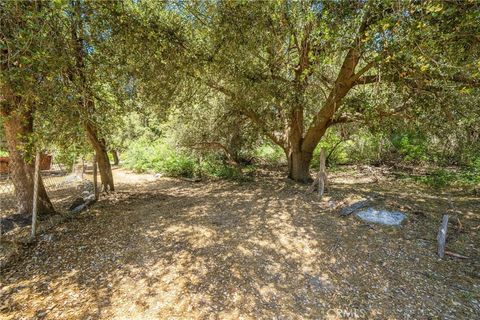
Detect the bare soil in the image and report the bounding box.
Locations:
[1,167,479,319]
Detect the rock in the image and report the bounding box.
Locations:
[35,309,47,319]
[305,274,334,293]
[68,197,85,211]
[70,203,87,214]
[82,181,94,191]
[64,174,80,184]
[41,234,54,242]
[84,194,96,202]
[355,208,406,225]
[340,200,369,216]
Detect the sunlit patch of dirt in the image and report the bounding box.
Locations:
[1,167,479,319]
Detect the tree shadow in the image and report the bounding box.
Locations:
[1,173,479,319]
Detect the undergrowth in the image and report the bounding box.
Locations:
[395,165,480,189]
[122,138,250,180]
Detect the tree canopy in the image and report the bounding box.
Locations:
[1,0,479,203]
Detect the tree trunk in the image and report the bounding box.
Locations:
[85,122,114,192]
[287,150,313,183]
[2,110,54,215]
[111,149,119,165]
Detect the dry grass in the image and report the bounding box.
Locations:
[1,167,479,319]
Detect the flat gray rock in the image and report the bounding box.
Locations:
[355,208,406,225]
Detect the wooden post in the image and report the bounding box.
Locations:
[81,157,85,180]
[318,148,326,198]
[31,150,41,239]
[93,153,99,200]
[437,214,449,258]
[307,148,327,196]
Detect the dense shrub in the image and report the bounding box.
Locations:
[427,168,478,188]
[123,138,196,177]
[123,138,249,180]
[254,144,285,164]
[121,123,479,187]
[390,133,429,163]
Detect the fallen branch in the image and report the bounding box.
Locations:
[181,177,202,183]
[445,250,469,259]
[339,200,369,216]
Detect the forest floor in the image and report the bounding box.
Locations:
[1,166,479,319]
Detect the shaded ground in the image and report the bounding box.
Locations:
[1,167,479,319]
[1,169,93,221]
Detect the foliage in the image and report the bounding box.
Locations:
[397,166,480,189]
[123,137,190,176]
[122,137,246,180]
[164,101,261,164]
[175,0,480,180]
[52,142,91,170]
[390,133,428,163]
[254,144,285,164]
[1,0,479,186]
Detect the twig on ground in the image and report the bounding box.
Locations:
[444,250,469,259]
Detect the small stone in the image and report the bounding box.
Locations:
[68,197,85,211]
[41,234,54,242]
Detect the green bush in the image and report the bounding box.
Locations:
[123,138,248,180]
[254,143,285,164]
[123,138,195,177]
[123,137,163,172]
[423,169,453,189]
[202,161,245,180]
[402,167,480,189]
[53,146,85,171]
[161,154,197,177]
[391,133,429,163]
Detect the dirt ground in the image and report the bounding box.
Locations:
[1,167,479,319]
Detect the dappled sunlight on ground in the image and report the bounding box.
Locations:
[1,168,479,319]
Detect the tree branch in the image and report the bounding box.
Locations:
[353,75,379,86]
[188,141,235,162]
[350,60,377,84]
[189,73,287,149]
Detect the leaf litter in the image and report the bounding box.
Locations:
[0,167,479,319]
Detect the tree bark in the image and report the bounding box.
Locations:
[2,110,54,215]
[287,149,313,183]
[202,13,375,183]
[85,122,114,192]
[285,48,361,181]
[111,149,119,165]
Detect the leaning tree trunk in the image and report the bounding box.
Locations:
[85,122,114,192]
[2,110,54,215]
[111,149,119,165]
